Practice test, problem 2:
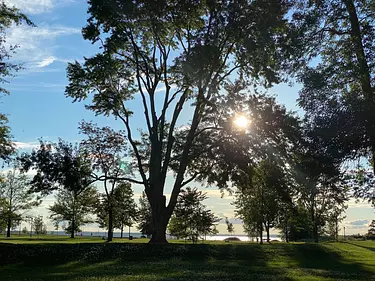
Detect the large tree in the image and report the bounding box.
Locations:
[49,186,98,238]
[65,0,296,243]
[0,170,40,237]
[293,0,375,205]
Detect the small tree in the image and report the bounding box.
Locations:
[79,121,133,241]
[168,187,219,243]
[368,220,375,239]
[96,182,138,238]
[49,187,98,238]
[33,216,47,235]
[137,192,153,238]
[0,170,40,237]
[21,226,28,235]
[225,217,235,235]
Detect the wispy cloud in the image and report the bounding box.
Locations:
[13,141,40,149]
[347,198,372,208]
[347,219,369,226]
[37,56,56,68]
[4,0,75,14]
[6,24,80,71]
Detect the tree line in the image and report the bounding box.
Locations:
[0,1,374,243]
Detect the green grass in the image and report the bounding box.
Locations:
[0,237,374,281]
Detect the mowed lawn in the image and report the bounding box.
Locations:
[0,237,374,281]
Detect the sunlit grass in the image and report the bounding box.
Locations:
[0,238,374,281]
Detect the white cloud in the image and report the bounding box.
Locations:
[347,198,372,208]
[4,0,75,15]
[37,56,56,68]
[5,24,80,70]
[13,141,40,149]
[4,0,53,14]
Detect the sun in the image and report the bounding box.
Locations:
[233,115,249,129]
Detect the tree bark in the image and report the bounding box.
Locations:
[6,216,11,238]
[107,207,113,242]
[259,225,263,245]
[285,216,289,243]
[344,0,375,174]
[148,194,169,244]
[266,224,270,243]
[313,220,319,243]
[121,225,123,238]
[71,218,75,239]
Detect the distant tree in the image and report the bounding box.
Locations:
[49,186,98,238]
[282,206,312,242]
[325,204,347,242]
[21,226,28,235]
[368,220,375,239]
[66,0,297,243]
[137,192,153,238]
[32,216,47,235]
[96,182,138,238]
[0,3,33,160]
[0,170,40,237]
[225,217,234,235]
[294,148,348,243]
[234,157,290,243]
[79,121,134,241]
[168,187,219,243]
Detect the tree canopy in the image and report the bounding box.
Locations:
[65,0,299,243]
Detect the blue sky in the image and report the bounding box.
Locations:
[2,0,373,235]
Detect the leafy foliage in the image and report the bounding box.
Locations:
[19,139,94,196]
[225,217,234,235]
[49,186,98,238]
[32,215,47,235]
[168,187,219,242]
[293,0,375,206]
[137,191,153,237]
[0,3,33,160]
[65,0,298,242]
[96,182,138,237]
[0,170,40,237]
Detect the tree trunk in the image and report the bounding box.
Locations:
[266,225,270,243]
[313,220,319,243]
[6,217,11,238]
[259,226,263,245]
[344,0,375,175]
[107,207,113,242]
[121,225,123,238]
[285,217,289,243]
[149,195,169,244]
[71,218,75,239]
[335,217,339,242]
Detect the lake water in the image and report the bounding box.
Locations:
[47,231,282,241]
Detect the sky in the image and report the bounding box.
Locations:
[1,0,373,236]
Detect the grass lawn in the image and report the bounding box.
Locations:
[0,237,374,281]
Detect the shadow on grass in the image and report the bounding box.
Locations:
[347,241,375,252]
[0,243,374,281]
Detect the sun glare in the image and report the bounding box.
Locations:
[234,115,249,129]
